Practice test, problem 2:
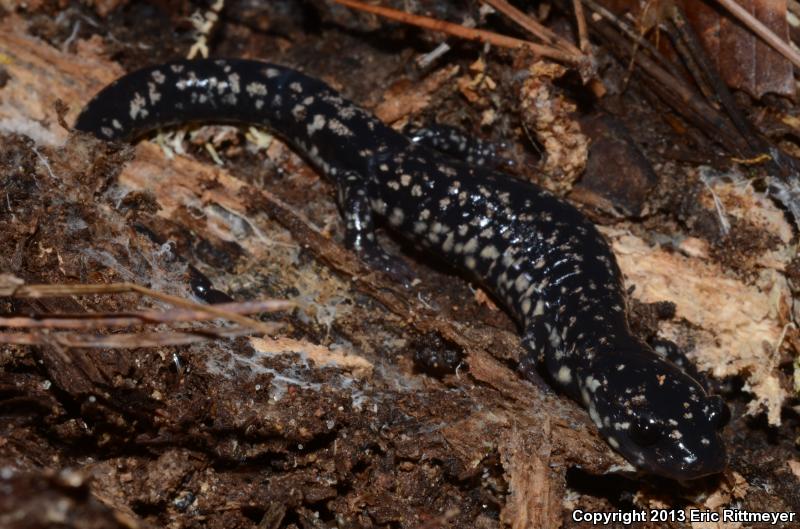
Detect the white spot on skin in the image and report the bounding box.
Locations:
[264,68,281,78]
[607,436,620,449]
[480,245,499,260]
[585,376,601,392]
[328,118,353,136]
[307,114,326,135]
[292,104,306,120]
[151,70,165,84]
[463,237,478,254]
[400,174,411,186]
[209,76,226,94]
[588,405,602,427]
[438,164,457,177]
[465,256,477,269]
[533,300,545,316]
[389,208,404,226]
[411,185,422,197]
[338,105,357,119]
[442,232,455,252]
[173,75,198,96]
[228,73,241,93]
[289,82,303,93]
[556,366,572,384]
[129,92,148,120]
[521,298,531,314]
[548,326,560,348]
[370,199,387,215]
[581,388,591,406]
[514,274,530,293]
[246,82,268,96]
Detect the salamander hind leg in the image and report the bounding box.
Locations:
[336,171,416,285]
[404,124,514,170]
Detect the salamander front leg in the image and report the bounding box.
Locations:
[337,172,416,285]
[650,338,709,391]
[518,319,555,393]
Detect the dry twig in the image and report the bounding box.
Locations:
[331,0,582,64]
[0,328,256,348]
[3,282,284,335]
[0,299,290,329]
[480,0,581,55]
[572,0,590,52]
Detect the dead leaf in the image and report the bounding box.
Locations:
[684,0,794,98]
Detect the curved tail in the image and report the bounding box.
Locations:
[74,59,404,173]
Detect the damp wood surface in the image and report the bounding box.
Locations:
[0,3,799,529]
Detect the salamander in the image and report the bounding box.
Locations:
[74,58,728,480]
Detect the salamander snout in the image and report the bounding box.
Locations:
[582,353,728,480]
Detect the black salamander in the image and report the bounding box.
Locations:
[75,58,728,480]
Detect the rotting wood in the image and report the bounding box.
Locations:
[0,7,797,527]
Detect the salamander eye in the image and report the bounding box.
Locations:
[629,418,662,447]
[708,396,730,429]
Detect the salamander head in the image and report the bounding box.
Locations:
[580,352,728,480]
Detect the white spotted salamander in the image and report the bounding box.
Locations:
[75,58,728,480]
